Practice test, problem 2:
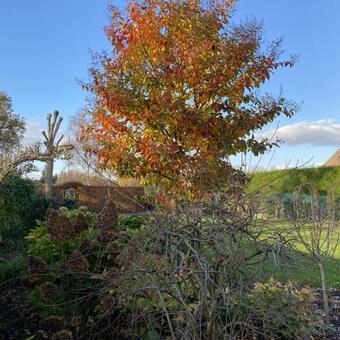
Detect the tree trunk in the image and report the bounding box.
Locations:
[45,158,54,200]
[319,261,330,326]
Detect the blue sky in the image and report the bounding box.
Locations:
[0,0,339,174]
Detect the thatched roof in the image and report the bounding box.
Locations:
[324,149,340,167]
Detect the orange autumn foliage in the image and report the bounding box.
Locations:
[81,0,297,198]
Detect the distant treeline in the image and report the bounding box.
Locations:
[247,166,340,196]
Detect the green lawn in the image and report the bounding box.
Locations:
[254,220,340,289]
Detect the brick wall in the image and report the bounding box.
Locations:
[37,181,147,213]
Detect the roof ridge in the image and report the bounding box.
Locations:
[324,149,340,166]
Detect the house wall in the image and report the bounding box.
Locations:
[37,181,147,213]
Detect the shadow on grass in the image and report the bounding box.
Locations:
[254,248,340,289]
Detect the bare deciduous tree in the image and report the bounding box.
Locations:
[41,111,73,199]
[0,111,73,189]
[0,143,64,183]
[291,183,340,326]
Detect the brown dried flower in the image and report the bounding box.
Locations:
[74,213,88,235]
[95,199,118,230]
[28,255,49,275]
[97,230,115,244]
[40,315,66,333]
[38,282,59,302]
[50,214,75,242]
[96,294,115,315]
[70,316,82,329]
[78,239,94,255]
[51,329,73,340]
[47,208,59,232]
[67,250,89,279]
[104,268,119,289]
[105,241,120,256]
[21,274,40,290]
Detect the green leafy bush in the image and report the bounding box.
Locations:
[61,206,97,225]
[0,174,48,245]
[23,207,125,337]
[118,214,144,230]
[25,221,58,262]
[25,208,97,262]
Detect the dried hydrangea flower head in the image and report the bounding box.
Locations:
[96,294,115,315]
[70,316,82,329]
[40,315,66,333]
[104,268,119,289]
[47,208,59,233]
[95,198,118,230]
[67,250,89,279]
[74,213,88,235]
[28,255,49,275]
[97,230,115,244]
[78,239,94,255]
[51,329,73,340]
[38,282,59,302]
[50,214,75,242]
[21,274,40,290]
[105,241,120,257]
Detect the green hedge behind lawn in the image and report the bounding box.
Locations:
[248,166,340,196]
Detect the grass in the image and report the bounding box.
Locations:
[259,251,340,289]
[255,220,340,289]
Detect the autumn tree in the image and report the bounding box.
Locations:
[81,0,297,198]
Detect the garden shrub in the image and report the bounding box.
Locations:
[237,278,319,339]
[22,206,140,338]
[22,201,319,339]
[25,207,97,262]
[0,254,26,282]
[102,203,319,339]
[0,173,52,247]
[118,214,144,230]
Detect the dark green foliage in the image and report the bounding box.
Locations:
[62,197,76,210]
[23,209,148,338]
[0,174,47,243]
[25,209,103,319]
[25,221,58,262]
[0,92,26,155]
[26,208,97,262]
[0,254,26,282]
[118,214,144,230]
[248,166,340,196]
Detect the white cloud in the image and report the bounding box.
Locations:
[24,121,43,145]
[256,119,340,147]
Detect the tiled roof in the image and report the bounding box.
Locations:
[324,149,340,166]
